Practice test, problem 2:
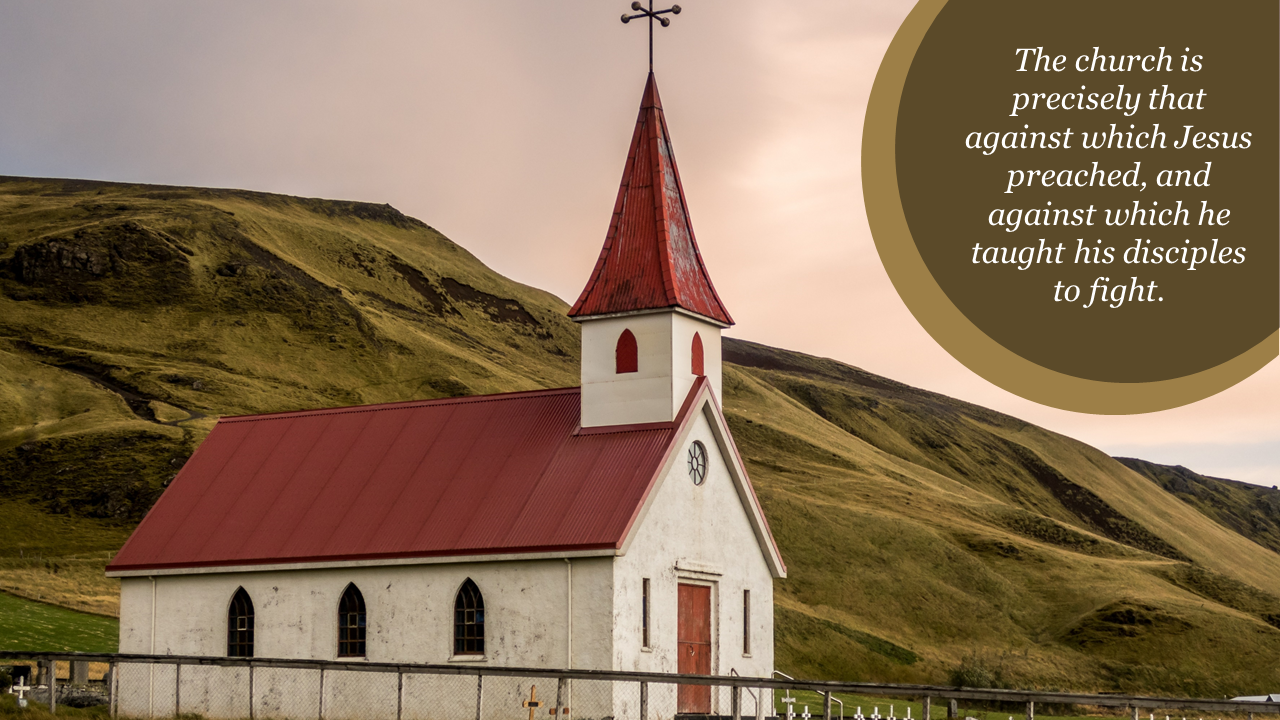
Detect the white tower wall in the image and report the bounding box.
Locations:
[579,311,723,428]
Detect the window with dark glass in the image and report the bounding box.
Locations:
[338,584,367,658]
[642,578,651,649]
[228,587,254,657]
[743,589,751,655]
[454,578,485,655]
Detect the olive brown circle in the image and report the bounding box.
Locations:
[863,0,1278,414]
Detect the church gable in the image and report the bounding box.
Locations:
[618,378,786,579]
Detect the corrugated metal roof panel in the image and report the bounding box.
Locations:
[569,72,733,326]
[108,388,679,572]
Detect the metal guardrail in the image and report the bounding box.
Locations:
[3,651,1279,718]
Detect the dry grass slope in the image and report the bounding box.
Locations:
[0,177,1278,696]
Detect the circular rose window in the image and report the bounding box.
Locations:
[687,441,707,486]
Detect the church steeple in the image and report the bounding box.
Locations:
[570,72,733,327]
[574,73,730,428]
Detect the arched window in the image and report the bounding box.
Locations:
[454,579,485,655]
[616,329,638,374]
[338,584,366,658]
[227,587,254,658]
[691,332,704,376]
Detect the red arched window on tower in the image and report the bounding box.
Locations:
[616,329,638,374]
[691,333,705,376]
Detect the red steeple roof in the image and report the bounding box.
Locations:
[570,73,733,326]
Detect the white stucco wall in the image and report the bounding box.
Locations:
[579,311,723,427]
[120,557,613,668]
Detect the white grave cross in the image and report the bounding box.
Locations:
[802,707,812,720]
[12,676,31,708]
[784,695,797,720]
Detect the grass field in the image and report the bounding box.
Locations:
[0,592,116,652]
[0,501,126,617]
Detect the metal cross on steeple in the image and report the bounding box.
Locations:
[621,1,682,71]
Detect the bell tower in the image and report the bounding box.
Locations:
[570,73,733,428]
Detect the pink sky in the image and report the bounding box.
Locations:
[1,1,1275,485]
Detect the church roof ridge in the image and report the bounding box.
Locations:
[569,72,733,326]
[219,386,580,424]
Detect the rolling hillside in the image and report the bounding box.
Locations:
[1,176,1279,695]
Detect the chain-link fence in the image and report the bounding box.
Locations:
[4,653,1280,720]
[107,666,769,720]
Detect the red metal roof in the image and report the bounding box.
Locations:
[569,72,733,326]
[107,387,685,572]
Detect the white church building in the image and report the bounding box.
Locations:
[107,72,786,718]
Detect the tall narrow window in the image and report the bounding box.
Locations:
[227,588,254,658]
[454,579,485,655]
[338,584,366,658]
[691,333,704,376]
[641,578,651,649]
[616,329,638,374]
[743,589,751,656]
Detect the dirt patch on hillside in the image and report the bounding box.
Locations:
[1060,601,1193,647]
[11,342,205,427]
[389,259,455,315]
[1003,441,1190,562]
[1,221,192,305]
[441,277,545,331]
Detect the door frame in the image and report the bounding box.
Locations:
[676,577,718,713]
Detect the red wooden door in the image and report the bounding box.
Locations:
[677,583,712,714]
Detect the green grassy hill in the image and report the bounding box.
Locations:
[1117,458,1280,555]
[1,176,1278,695]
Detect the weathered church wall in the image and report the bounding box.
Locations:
[610,407,776,717]
[118,557,615,717]
[119,556,613,665]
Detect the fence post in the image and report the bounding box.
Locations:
[44,658,57,714]
[638,681,646,720]
[757,687,765,720]
[109,662,118,718]
[1130,707,1137,720]
[922,697,930,720]
[175,662,181,717]
[823,692,832,720]
[556,677,567,720]
[733,686,742,720]
[397,669,404,720]
[249,663,255,720]
[319,667,326,720]
[475,674,484,720]
[1025,701,1034,720]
